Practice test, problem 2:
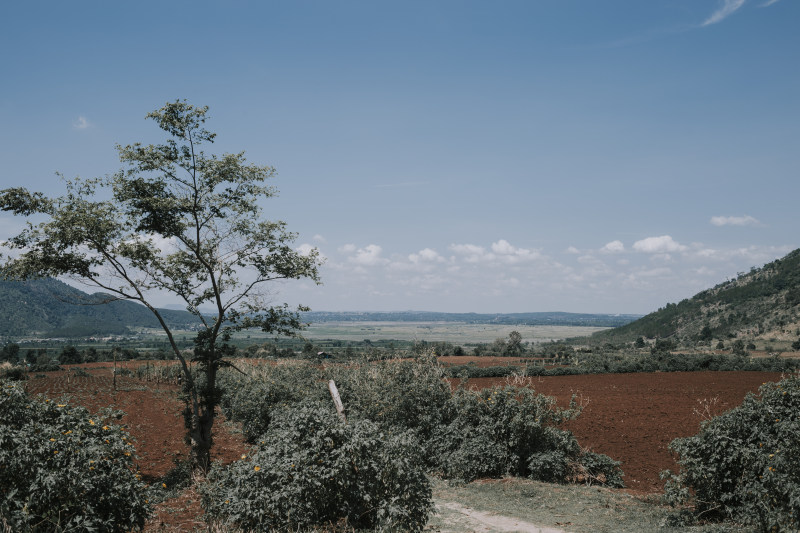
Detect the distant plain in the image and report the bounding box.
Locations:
[295,322,609,344]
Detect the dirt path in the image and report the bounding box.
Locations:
[434,501,567,533]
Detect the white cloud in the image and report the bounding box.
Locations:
[73,116,90,129]
[349,244,388,266]
[565,246,580,254]
[449,240,540,265]
[490,239,540,264]
[312,234,326,243]
[710,215,760,227]
[338,244,357,253]
[761,0,781,6]
[409,248,445,264]
[601,240,625,253]
[296,243,319,258]
[633,235,688,254]
[702,0,747,26]
[449,243,490,263]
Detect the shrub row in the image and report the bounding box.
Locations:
[443,352,800,379]
[209,355,623,530]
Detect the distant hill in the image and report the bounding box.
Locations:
[302,311,640,328]
[594,248,800,344]
[0,278,201,338]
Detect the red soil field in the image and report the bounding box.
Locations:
[462,371,787,493]
[25,363,248,531]
[21,363,791,529]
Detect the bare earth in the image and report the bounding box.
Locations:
[23,363,786,529]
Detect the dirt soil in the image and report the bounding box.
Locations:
[23,364,787,530]
[25,363,248,531]
[463,371,785,493]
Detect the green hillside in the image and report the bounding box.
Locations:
[0,278,201,337]
[594,248,800,344]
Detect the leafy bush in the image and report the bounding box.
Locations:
[0,362,26,381]
[330,353,452,451]
[0,380,150,532]
[429,385,623,487]
[662,374,800,531]
[217,362,326,443]
[201,399,432,532]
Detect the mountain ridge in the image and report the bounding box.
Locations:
[0,278,201,337]
[592,248,800,344]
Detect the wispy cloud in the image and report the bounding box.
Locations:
[73,116,90,129]
[710,215,760,227]
[761,0,781,6]
[703,0,747,26]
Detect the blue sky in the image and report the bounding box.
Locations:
[1,0,797,314]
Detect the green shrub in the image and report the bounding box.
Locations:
[0,380,150,532]
[429,385,623,487]
[0,363,27,381]
[201,399,433,532]
[662,374,800,531]
[330,353,452,450]
[217,362,326,443]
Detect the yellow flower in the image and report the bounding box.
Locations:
[57,404,66,408]
[89,419,95,425]
[53,450,58,454]
[162,483,167,488]
[49,438,56,442]
[241,454,247,459]
[102,425,109,430]
[254,466,261,472]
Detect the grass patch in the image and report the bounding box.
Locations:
[428,477,752,532]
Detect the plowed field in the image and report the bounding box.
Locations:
[22,363,788,529]
[462,371,785,493]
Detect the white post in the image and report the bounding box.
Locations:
[328,380,346,423]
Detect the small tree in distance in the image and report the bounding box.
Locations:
[0,100,322,472]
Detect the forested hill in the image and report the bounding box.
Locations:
[302,311,640,328]
[594,248,800,344]
[0,278,201,337]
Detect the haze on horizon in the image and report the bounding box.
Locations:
[1,1,797,316]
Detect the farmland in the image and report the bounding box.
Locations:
[16,360,787,531]
[300,322,609,344]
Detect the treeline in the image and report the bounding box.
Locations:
[445,351,800,379]
[0,343,176,371]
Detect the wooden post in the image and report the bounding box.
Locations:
[328,380,346,423]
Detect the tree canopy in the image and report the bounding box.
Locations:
[0,100,322,470]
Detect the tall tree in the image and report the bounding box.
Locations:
[0,101,322,472]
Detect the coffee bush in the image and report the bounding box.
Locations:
[663,374,800,531]
[202,399,433,532]
[0,380,150,532]
[429,385,623,486]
